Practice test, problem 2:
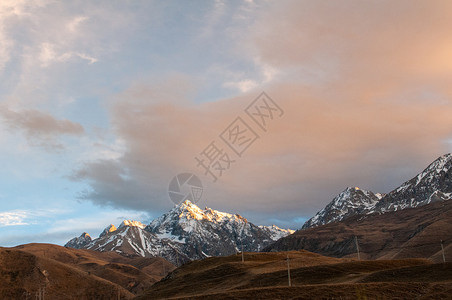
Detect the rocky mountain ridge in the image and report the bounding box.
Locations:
[66,200,293,265]
[303,154,452,228]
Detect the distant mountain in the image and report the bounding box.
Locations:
[99,224,117,238]
[303,153,452,229]
[64,232,92,249]
[265,199,452,263]
[86,219,191,265]
[65,200,293,265]
[302,187,382,229]
[375,153,452,212]
[147,200,294,260]
[266,154,452,260]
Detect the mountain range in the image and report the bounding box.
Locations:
[266,154,452,260]
[66,153,452,266]
[303,153,452,229]
[66,200,293,265]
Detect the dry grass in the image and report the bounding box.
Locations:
[137,251,451,299]
[0,243,175,299]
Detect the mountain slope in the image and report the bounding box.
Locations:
[136,250,451,300]
[1,243,174,299]
[65,232,92,249]
[66,201,293,265]
[85,221,191,265]
[303,153,452,229]
[146,200,293,260]
[302,187,382,229]
[375,153,452,212]
[265,199,452,262]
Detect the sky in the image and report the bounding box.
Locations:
[1,0,452,247]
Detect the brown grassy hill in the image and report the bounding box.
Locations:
[265,200,452,262]
[137,250,452,299]
[0,243,175,299]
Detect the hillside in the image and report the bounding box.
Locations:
[265,199,452,262]
[136,250,452,299]
[0,243,174,299]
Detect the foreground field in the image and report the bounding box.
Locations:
[1,245,451,299]
[137,250,452,299]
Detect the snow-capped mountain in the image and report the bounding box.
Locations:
[302,154,452,229]
[65,200,293,265]
[258,225,295,241]
[302,187,382,229]
[85,221,191,265]
[375,153,452,212]
[146,200,294,259]
[65,232,92,249]
[99,224,117,238]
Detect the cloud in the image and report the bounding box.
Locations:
[199,0,227,38]
[249,0,452,86]
[66,16,88,33]
[0,208,68,227]
[223,79,258,92]
[0,211,29,226]
[71,81,452,219]
[70,1,452,223]
[38,43,97,67]
[0,106,84,150]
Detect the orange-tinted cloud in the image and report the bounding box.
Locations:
[73,1,452,225]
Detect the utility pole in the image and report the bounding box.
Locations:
[241,240,244,263]
[355,236,361,261]
[36,287,44,300]
[441,240,446,263]
[286,254,291,287]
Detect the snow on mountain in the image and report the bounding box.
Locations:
[146,200,292,259]
[65,200,293,265]
[64,232,92,249]
[99,224,117,238]
[258,225,295,240]
[119,220,145,229]
[85,221,190,265]
[302,187,381,229]
[302,154,452,229]
[375,153,452,212]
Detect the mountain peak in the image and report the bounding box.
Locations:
[64,232,92,249]
[99,224,117,237]
[375,153,452,212]
[181,199,195,206]
[118,220,145,229]
[302,187,380,229]
[346,187,360,191]
[304,153,452,229]
[67,200,294,265]
[425,153,452,173]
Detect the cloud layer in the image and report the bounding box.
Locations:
[2,1,452,233]
[0,106,84,150]
[71,1,452,223]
